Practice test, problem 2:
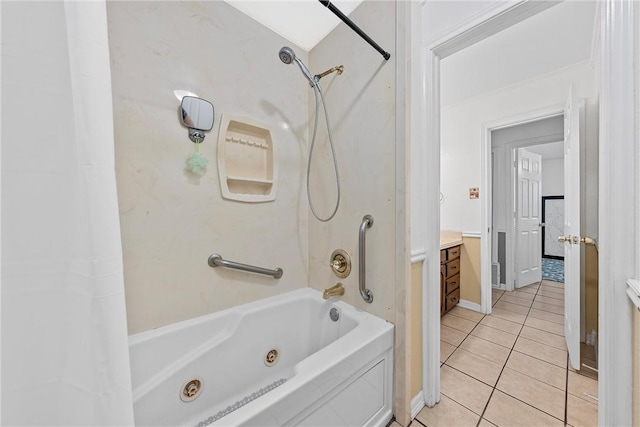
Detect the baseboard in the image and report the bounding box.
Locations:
[411,392,425,419]
[457,299,482,313]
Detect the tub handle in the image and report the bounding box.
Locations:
[358,215,374,303]
[208,253,283,279]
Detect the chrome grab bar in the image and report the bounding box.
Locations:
[358,215,374,303]
[208,253,283,279]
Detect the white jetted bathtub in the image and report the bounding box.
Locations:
[129,288,394,426]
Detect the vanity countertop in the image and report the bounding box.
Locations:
[440,230,463,250]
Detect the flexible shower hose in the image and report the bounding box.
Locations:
[307,84,341,222]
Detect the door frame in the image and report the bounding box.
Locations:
[420,0,562,408]
[541,195,565,260]
[421,1,638,424]
[597,1,638,425]
[482,105,565,293]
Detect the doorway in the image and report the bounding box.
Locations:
[424,0,601,417]
[488,114,565,292]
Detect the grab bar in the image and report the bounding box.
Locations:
[358,215,374,303]
[208,253,283,279]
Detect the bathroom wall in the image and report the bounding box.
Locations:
[307,1,410,422]
[308,1,398,324]
[441,61,598,236]
[106,1,310,334]
[634,309,640,426]
[542,158,564,197]
[460,236,481,304]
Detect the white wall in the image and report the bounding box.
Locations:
[308,0,400,323]
[542,158,564,197]
[440,61,598,238]
[107,2,310,334]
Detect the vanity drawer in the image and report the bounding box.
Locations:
[445,288,460,312]
[445,258,460,278]
[447,245,461,260]
[440,249,447,263]
[445,273,460,294]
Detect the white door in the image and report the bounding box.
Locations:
[515,148,543,288]
[562,90,583,370]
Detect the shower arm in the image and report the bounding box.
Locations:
[318,0,390,61]
[314,65,344,82]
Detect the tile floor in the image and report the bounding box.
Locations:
[406,280,599,427]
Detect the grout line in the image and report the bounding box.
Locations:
[564,353,570,425]
[476,282,540,425]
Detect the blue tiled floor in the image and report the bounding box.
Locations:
[542,258,564,283]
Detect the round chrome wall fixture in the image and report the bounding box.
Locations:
[264,348,280,367]
[330,249,351,278]
[180,378,203,402]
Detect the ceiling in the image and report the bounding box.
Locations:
[527,141,564,160]
[441,1,598,107]
[224,0,363,51]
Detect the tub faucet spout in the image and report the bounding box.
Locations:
[323,283,345,299]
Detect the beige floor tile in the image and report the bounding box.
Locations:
[568,370,598,402]
[442,313,477,333]
[470,324,517,349]
[448,306,485,323]
[517,284,539,294]
[416,394,480,427]
[494,300,531,315]
[496,368,566,420]
[514,336,567,367]
[388,422,402,427]
[441,324,467,346]
[531,301,565,315]
[499,294,534,307]
[567,393,598,427]
[528,308,564,325]
[540,282,564,294]
[542,280,564,288]
[511,290,536,300]
[506,351,567,390]
[539,285,564,295]
[440,364,493,415]
[519,326,567,350]
[459,335,511,365]
[538,290,564,301]
[483,390,564,427]
[489,307,527,324]
[440,340,456,362]
[534,295,564,307]
[525,316,565,336]
[480,315,522,335]
[446,348,503,387]
[478,418,497,427]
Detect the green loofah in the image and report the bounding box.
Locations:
[185,150,209,176]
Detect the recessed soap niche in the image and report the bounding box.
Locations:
[217,114,278,202]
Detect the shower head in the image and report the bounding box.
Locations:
[278,46,295,65]
[278,46,316,88]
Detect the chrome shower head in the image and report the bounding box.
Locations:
[278,46,315,88]
[278,46,295,65]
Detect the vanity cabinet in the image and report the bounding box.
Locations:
[440,245,461,316]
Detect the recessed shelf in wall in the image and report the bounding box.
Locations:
[217,114,278,202]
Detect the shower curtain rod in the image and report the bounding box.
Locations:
[318,0,391,60]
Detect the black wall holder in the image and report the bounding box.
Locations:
[318,0,391,61]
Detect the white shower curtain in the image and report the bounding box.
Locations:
[2,1,134,424]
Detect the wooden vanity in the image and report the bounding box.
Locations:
[440,231,463,316]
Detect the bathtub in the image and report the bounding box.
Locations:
[129,288,394,426]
